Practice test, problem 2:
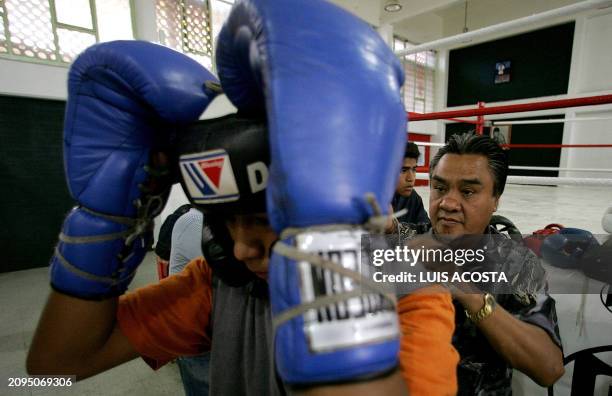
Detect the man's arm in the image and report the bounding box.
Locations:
[27,41,217,379]
[455,292,564,386]
[27,292,138,379]
[169,209,204,275]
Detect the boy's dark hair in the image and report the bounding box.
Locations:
[429,133,509,197]
[404,142,421,160]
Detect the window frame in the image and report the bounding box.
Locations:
[394,36,437,114]
[0,0,136,67]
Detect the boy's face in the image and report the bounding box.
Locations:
[395,157,418,197]
[225,213,277,279]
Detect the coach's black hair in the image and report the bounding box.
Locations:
[429,133,509,196]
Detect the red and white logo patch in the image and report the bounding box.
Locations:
[179,150,240,203]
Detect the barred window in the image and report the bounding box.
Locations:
[394,37,436,114]
[0,0,133,64]
[155,0,233,70]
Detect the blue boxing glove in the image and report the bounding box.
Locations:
[217,0,406,385]
[50,41,218,299]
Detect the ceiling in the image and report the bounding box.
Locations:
[329,0,603,47]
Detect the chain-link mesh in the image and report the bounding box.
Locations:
[394,37,436,114]
[156,0,182,51]
[57,28,96,63]
[156,0,213,58]
[403,55,435,114]
[1,0,133,64]
[5,0,56,61]
[182,0,212,56]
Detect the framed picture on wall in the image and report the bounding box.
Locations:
[490,126,511,147]
[494,61,511,84]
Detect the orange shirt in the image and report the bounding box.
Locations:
[118,258,458,395]
[398,287,459,395]
[117,258,213,368]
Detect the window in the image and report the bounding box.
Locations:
[394,37,436,114]
[0,0,133,64]
[210,0,233,42]
[155,0,234,70]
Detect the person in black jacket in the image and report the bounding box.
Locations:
[391,142,430,226]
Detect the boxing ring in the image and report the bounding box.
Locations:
[396,0,612,392]
[406,94,612,188]
[405,95,612,395]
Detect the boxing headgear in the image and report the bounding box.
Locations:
[174,114,269,287]
[175,114,269,215]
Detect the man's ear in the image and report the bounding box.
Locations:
[493,196,500,212]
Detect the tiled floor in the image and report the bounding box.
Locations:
[1,184,610,395]
[0,254,183,396]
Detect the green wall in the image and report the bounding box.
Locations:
[447,22,574,107]
[0,95,72,273]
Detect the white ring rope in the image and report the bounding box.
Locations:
[507,176,612,186]
[493,117,612,125]
[509,166,612,173]
[414,142,445,147]
[411,143,612,181]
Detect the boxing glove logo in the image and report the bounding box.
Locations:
[246,161,268,194]
[180,149,240,203]
[180,150,269,203]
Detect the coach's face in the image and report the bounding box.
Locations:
[429,154,499,236]
[226,213,276,279]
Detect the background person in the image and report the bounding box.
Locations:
[392,142,430,225]
[397,133,564,394]
[155,204,192,280]
[167,207,211,396]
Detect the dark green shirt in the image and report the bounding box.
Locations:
[399,224,562,395]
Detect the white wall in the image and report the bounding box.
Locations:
[561,11,612,178]
[0,58,67,99]
[575,10,612,93]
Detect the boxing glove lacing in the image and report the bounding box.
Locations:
[271,193,398,329]
[53,164,171,286]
